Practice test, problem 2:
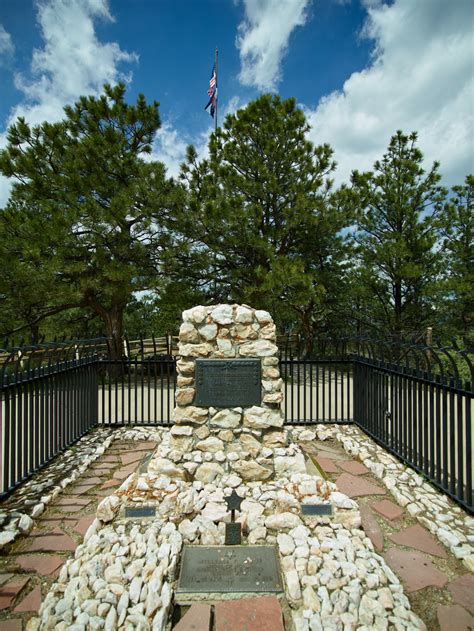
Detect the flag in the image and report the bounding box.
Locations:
[205,64,217,118]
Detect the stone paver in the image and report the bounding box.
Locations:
[14,584,42,613]
[337,460,369,475]
[121,452,147,465]
[390,524,447,559]
[102,455,120,462]
[24,528,76,553]
[73,515,96,537]
[371,498,405,521]
[384,549,448,592]
[69,484,96,495]
[0,577,30,610]
[215,596,285,631]
[0,574,14,587]
[130,442,156,451]
[335,472,385,497]
[55,496,91,507]
[315,457,340,473]
[114,465,138,480]
[437,604,474,631]
[447,574,474,614]
[0,618,22,630]
[172,603,212,630]
[38,517,77,528]
[359,505,384,551]
[14,554,64,576]
[73,476,103,486]
[100,479,120,490]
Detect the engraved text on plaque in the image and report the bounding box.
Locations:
[195,359,261,407]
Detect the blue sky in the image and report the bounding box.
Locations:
[0,0,472,203]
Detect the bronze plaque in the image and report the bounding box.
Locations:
[195,359,261,407]
[177,545,283,593]
[124,506,156,518]
[300,503,333,516]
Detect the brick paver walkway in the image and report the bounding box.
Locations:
[300,438,474,631]
[1,433,472,630]
[0,440,156,630]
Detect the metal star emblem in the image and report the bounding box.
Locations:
[225,490,243,513]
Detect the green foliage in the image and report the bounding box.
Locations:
[0,83,180,357]
[179,94,353,347]
[350,131,447,338]
[435,175,474,345]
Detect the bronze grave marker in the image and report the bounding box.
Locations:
[177,545,282,593]
[195,359,261,407]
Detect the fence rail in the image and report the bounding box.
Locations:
[1,337,472,512]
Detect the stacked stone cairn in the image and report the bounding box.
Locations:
[148,303,300,484]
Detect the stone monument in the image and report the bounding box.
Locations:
[149,303,291,483]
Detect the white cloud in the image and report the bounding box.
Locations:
[0,0,137,206]
[150,96,246,179]
[305,0,474,187]
[0,24,14,58]
[150,122,190,178]
[237,0,310,91]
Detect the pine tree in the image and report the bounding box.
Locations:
[436,175,473,345]
[0,83,179,357]
[351,131,446,341]
[179,94,352,346]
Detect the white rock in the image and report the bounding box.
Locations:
[239,340,279,357]
[235,306,254,324]
[18,514,34,534]
[232,460,272,482]
[303,585,321,611]
[266,512,302,530]
[199,323,218,341]
[226,475,242,488]
[195,463,224,484]
[285,569,302,601]
[129,577,143,604]
[437,527,461,548]
[211,304,234,325]
[210,409,241,428]
[248,526,267,544]
[0,531,16,548]
[104,606,117,631]
[136,478,149,491]
[31,503,45,518]
[243,406,283,429]
[170,425,193,436]
[183,305,208,324]
[274,454,307,476]
[255,310,272,324]
[196,437,224,453]
[330,492,356,509]
[147,457,186,479]
[202,502,227,522]
[178,519,198,541]
[462,554,474,572]
[179,321,200,343]
[96,495,121,522]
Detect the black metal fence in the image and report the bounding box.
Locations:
[1,337,472,512]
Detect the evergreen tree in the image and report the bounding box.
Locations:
[436,175,473,345]
[0,83,179,358]
[351,131,446,340]
[179,94,352,347]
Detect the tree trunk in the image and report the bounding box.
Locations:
[83,290,126,378]
[300,309,315,359]
[104,309,124,362]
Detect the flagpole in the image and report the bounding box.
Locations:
[214,47,218,132]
